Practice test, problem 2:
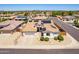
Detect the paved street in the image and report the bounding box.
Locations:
[0,49,79,54]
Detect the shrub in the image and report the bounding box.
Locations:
[40,37,49,42]
[54,37,58,40]
[0,18,7,22]
[76,23,79,27]
[57,35,64,42]
[40,36,44,41]
[29,20,32,22]
[74,19,79,28]
[74,20,78,25]
[44,37,49,41]
[34,20,38,22]
[54,35,64,42]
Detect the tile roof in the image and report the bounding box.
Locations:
[44,23,59,33]
[22,22,37,32]
[0,20,24,31]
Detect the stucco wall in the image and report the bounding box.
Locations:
[43,33,59,39]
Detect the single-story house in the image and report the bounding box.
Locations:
[41,23,60,39]
[74,14,79,18]
[62,16,76,21]
[21,22,37,36]
[15,16,27,21]
[0,20,24,33]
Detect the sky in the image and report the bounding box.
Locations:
[0,4,79,11]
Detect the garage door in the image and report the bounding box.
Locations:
[23,32,36,40]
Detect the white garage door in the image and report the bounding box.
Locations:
[23,32,36,40]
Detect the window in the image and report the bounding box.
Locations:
[46,33,50,36]
[41,33,43,36]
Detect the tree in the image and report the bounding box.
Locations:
[74,19,78,25]
[24,12,29,16]
[43,12,46,16]
[68,11,73,15]
[52,11,57,16]
[74,19,79,27]
[61,12,65,16]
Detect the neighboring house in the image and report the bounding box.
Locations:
[32,16,47,21]
[74,14,79,18]
[15,16,27,21]
[29,14,48,22]
[0,20,24,33]
[62,16,76,21]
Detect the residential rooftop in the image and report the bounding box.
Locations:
[32,16,48,20]
[43,23,59,33]
[22,22,37,32]
[63,16,76,20]
[0,20,24,32]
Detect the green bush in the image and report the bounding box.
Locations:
[44,37,49,41]
[74,19,79,28]
[40,37,49,41]
[54,35,64,42]
[40,36,44,41]
[54,37,58,40]
[57,35,64,42]
[34,20,38,22]
[74,20,78,25]
[29,20,32,22]
[0,18,7,22]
